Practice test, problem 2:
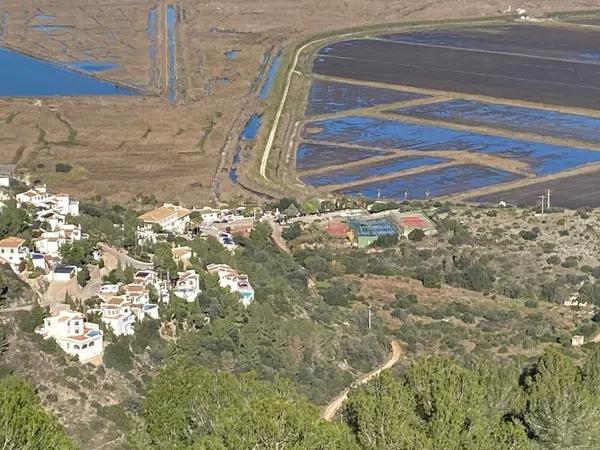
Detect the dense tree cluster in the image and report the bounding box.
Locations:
[131,347,600,450]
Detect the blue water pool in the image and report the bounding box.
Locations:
[166,5,177,104]
[147,8,157,69]
[306,79,429,116]
[301,155,448,186]
[338,164,521,199]
[391,99,600,145]
[241,114,262,140]
[30,24,69,33]
[296,143,390,171]
[0,47,139,97]
[225,50,238,60]
[68,61,119,73]
[304,116,600,176]
[259,54,281,100]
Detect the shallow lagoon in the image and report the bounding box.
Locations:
[302,155,448,186]
[0,47,139,97]
[306,80,428,116]
[296,143,390,171]
[392,99,600,145]
[305,116,600,176]
[338,164,521,199]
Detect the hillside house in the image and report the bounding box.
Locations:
[137,204,191,243]
[51,265,76,282]
[206,263,254,307]
[36,309,103,363]
[122,283,150,304]
[172,270,201,302]
[100,296,135,336]
[196,207,222,224]
[17,185,79,216]
[172,246,192,263]
[0,237,28,271]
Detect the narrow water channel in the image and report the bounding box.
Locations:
[259,54,281,100]
[166,5,177,104]
[229,114,263,183]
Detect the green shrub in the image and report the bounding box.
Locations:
[55,163,73,173]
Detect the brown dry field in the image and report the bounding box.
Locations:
[0,0,598,205]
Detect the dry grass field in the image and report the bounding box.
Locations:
[0,0,598,205]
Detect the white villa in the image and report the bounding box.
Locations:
[16,185,79,216]
[99,296,135,336]
[206,263,255,307]
[172,246,192,263]
[0,237,28,271]
[137,203,191,243]
[172,270,201,302]
[35,224,82,257]
[196,207,222,224]
[36,309,103,363]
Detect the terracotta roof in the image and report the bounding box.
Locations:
[0,237,25,248]
[138,206,178,223]
[176,208,191,219]
[172,247,191,258]
[123,284,145,294]
[106,296,127,305]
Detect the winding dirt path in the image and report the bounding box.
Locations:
[321,339,402,421]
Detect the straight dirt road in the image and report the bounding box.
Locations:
[321,339,402,421]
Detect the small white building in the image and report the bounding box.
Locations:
[0,165,15,187]
[206,263,254,307]
[137,204,191,243]
[51,265,76,282]
[36,309,103,363]
[0,237,29,271]
[196,207,222,225]
[173,270,201,302]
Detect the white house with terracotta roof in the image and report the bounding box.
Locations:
[173,270,201,302]
[0,237,28,271]
[34,223,81,257]
[122,283,150,305]
[36,309,103,363]
[206,263,254,307]
[137,204,191,243]
[16,185,79,217]
[99,296,135,336]
[172,246,192,263]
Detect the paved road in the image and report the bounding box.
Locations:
[98,243,153,270]
[321,340,402,421]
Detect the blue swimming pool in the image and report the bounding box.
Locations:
[305,79,429,116]
[338,164,522,199]
[302,155,448,186]
[304,116,600,176]
[391,99,600,145]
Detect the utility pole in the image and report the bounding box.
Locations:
[539,194,545,215]
[546,189,551,209]
[368,305,372,330]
